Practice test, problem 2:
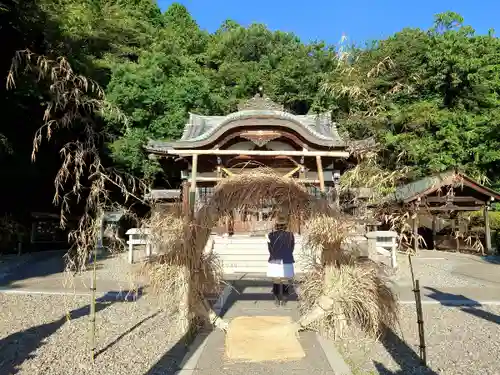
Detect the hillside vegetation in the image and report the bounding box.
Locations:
[1,2,499,217]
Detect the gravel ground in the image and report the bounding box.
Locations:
[1,251,148,293]
[391,253,493,288]
[84,252,146,286]
[338,304,500,375]
[0,293,186,375]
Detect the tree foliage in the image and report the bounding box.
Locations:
[327,12,500,185]
[1,2,500,225]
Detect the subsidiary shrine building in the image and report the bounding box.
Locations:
[144,94,351,234]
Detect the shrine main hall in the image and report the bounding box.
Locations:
[144,93,351,234]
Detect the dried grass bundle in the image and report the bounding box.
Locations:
[139,210,224,331]
[298,258,397,339]
[211,169,315,218]
[142,210,184,255]
[302,214,356,266]
[171,169,398,338]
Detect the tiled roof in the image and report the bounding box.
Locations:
[145,95,346,151]
[390,171,500,203]
[178,110,344,144]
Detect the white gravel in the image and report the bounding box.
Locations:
[338,304,500,375]
[0,293,185,375]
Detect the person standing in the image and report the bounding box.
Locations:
[266,216,295,306]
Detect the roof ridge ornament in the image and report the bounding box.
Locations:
[237,89,284,112]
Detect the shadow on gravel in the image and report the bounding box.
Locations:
[425,287,500,325]
[373,327,438,375]
[480,255,500,265]
[143,327,211,375]
[0,289,141,375]
[424,287,481,306]
[461,307,500,325]
[0,250,115,287]
[0,251,67,286]
[94,311,160,359]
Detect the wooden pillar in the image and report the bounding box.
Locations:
[181,181,190,217]
[431,215,437,250]
[413,214,419,253]
[333,170,340,208]
[228,210,234,236]
[455,216,460,252]
[316,155,325,193]
[300,149,306,180]
[189,155,198,216]
[484,205,492,254]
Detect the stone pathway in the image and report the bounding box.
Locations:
[184,280,347,375]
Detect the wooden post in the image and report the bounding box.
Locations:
[316,156,325,193]
[181,181,190,217]
[455,217,460,252]
[431,215,437,250]
[413,215,419,253]
[228,210,234,236]
[484,205,492,254]
[391,235,397,269]
[128,235,134,264]
[413,279,427,366]
[189,154,198,216]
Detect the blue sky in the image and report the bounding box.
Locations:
[157,0,499,46]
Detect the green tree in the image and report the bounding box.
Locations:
[326,12,500,187]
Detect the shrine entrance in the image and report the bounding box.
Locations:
[211,155,305,235]
[231,207,274,235]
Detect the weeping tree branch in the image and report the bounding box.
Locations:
[7,49,146,272]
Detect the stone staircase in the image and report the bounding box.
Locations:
[208,235,314,275]
[206,231,399,276]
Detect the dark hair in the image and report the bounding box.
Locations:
[275,222,287,231]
